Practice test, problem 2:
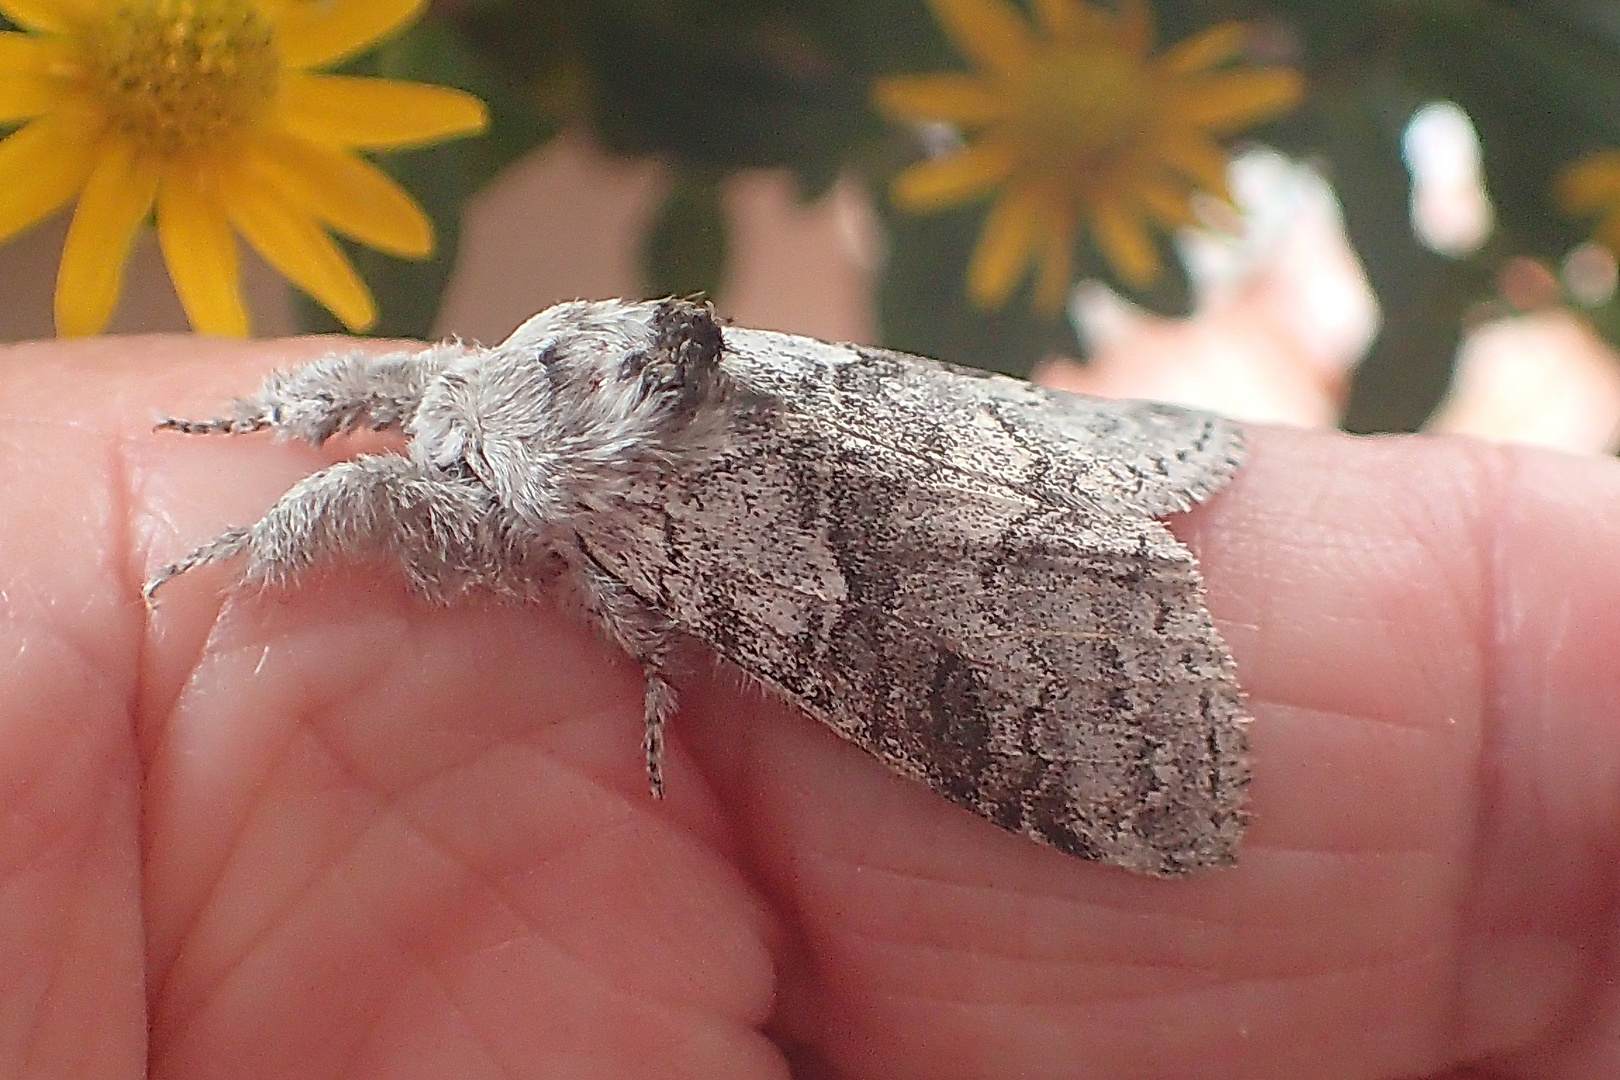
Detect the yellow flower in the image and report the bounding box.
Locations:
[874,0,1303,312]
[0,0,487,336]
[1560,150,1620,255]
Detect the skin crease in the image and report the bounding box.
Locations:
[1,333,1618,1080]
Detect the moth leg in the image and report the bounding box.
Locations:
[156,341,468,445]
[576,566,679,799]
[144,454,494,604]
[142,526,254,598]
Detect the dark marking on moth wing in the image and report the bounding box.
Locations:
[1029,783,1104,862]
[918,647,999,801]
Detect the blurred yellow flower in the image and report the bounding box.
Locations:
[875,0,1303,312]
[0,0,487,336]
[1560,150,1620,256]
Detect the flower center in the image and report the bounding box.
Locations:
[84,0,279,155]
[1012,48,1154,177]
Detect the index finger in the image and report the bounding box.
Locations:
[678,425,1620,1080]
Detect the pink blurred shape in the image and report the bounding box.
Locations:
[1428,312,1620,455]
[1039,151,1377,428]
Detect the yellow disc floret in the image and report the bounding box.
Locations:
[86,0,279,155]
[1012,51,1153,176]
[0,0,488,336]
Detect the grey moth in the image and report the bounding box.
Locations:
[148,298,1249,876]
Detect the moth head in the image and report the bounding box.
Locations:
[408,299,731,528]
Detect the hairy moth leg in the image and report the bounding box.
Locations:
[575,565,681,799]
[156,342,470,445]
[145,455,494,603]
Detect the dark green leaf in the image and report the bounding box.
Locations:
[1306,81,1492,433]
[640,171,730,300]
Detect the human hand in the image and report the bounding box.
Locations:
[3,333,1618,1079]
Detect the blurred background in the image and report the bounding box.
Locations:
[4,0,1619,453]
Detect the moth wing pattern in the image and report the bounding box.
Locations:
[583,331,1249,876]
[722,329,1247,519]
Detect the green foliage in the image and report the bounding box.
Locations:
[641,170,730,299]
[296,0,1620,432]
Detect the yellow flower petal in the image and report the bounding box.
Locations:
[1030,0,1110,44]
[156,168,249,336]
[1170,69,1304,133]
[225,170,375,331]
[1033,205,1074,313]
[927,0,1036,75]
[873,74,1006,126]
[967,185,1041,306]
[1135,172,1198,227]
[891,140,1016,210]
[247,132,431,257]
[274,0,425,70]
[1559,152,1620,213]
[0,34,69,123]
[1156,22,1245,76]
[0,0,88,34]
[277,72,488,150]
[1114,0,1155,58]
[0,110,98,245]
[1154,128,1231,197]
[55,141,160,336]
[1091,198,1160,285]
[892,0,1302,314]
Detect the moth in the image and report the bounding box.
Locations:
[147,298,1249,876]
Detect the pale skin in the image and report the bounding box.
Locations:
[2,333,1618,1080]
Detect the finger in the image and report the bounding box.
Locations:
[682,425,1620,1080]
[0,335,153,1080]
[128,339,784,1078]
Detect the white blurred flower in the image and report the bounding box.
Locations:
[1042,148,1378,427]
[1403,101,1494,258]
